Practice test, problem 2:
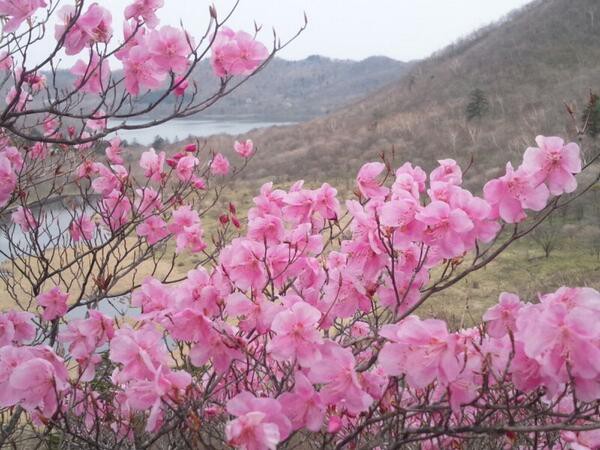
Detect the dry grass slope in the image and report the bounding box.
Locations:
[202,0,600,187]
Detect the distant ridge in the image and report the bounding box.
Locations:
[180,55,412,120]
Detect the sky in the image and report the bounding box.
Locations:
[26,0,534,63]
[123,0,534,61]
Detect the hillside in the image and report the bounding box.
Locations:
[198,0,600,187]
[41,55,411,123]
[183,55,412,120]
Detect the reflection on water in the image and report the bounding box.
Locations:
[66,295,139,321]
[0,203,102,262]
[107,118,293,146]
[1,203,141,319]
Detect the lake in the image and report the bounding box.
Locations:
[107,118,293,146]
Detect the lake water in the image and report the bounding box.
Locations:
[107,118,293,146]
[0,204,139,320]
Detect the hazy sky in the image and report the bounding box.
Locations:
[124,0,534,61]
[27,1,534,63]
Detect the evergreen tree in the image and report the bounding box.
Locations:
[152,135,166,150]
[582,92,600,138]
[466,88,489,121]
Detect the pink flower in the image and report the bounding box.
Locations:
[139,148,165,182]
[115,19,147,61]
[86,111,107,132]
[313,183,340,220]
[123,45,166,95]
[70,214,95,242]
[416,200,474,259]
[124,366,191,433]
[0,154,17,207]
[219,238,266,290]
[173,76,188,96]
[91,164,127,195]
[282,189,315,224]
[37,287,68,321]
[177,224,206,254]
[76,160,99,180]
[11,206,37,232]
[210,153,230,176]
[225,293,283,334]
[58,310,114,359]
[225,392,292,450]
[0,51,13,71]
[176,267,220,316]
[561,429,600,450]
[2,146,23,170]
[175,154,199,181]
[267,302,323,366]
[167,207,206,254]
[168,205,199,234]
[522,136,582,195]
[356,162,389,200]
[430,159,462,185]
[0,346,69,418]
[55,3,112,55]
[28,74,46,92]
[247,214,284,245]
[327,416,343,434]
[109,325,167,382]
[234,139,254,158]
[136,216,169,244]
[379,194,424,243]
[42,115,58,137]
[5,86,31,111]
[70,52,110,94]
[106,137,124,164]
[135,187,162,216]
[124,0,163,28]
[379,316,460,388]
[0,0,47,33]
[211,28,269,77]
[308,341,373,415]
[30,142,48,160]
[0,311,35,346]
[100,190,132,231]
[483,292,523,338]
[164,307,212,344]
[148,25,191,74]
[514,288,600,400]
[279,371,325,432]
[483,162,550,223]
[189,322,241,373]
[131,277,172,315]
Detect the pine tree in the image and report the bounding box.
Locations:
[582,92,600,138]
[466,88,489,121]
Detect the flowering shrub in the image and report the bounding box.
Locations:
[1,1,600,449]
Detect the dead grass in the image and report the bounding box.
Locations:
[422,238,600,327]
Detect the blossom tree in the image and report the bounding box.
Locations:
[1,1,600,450]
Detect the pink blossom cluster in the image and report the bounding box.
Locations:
[0,0,47,33]
[1,133,598,448]
[211,27,270,77]
[1,0,269,123]
[484,135,582,223]
[0,143,18,207]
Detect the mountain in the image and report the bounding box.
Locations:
[204,0,600,186]
[44,55,410,122]
[184,55,412,121]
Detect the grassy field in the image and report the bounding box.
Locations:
[423,238,600,327]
